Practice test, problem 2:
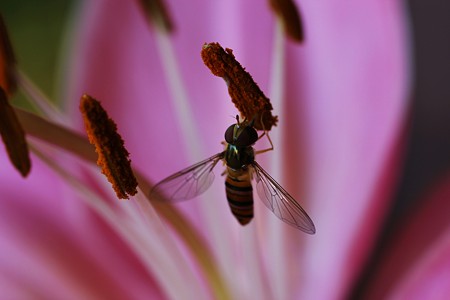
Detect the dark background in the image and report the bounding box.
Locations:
[392,0,450,222]
[0,1,73,107]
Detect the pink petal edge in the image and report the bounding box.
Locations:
[363,172,450,299]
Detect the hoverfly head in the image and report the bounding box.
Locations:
[224,119,258,147]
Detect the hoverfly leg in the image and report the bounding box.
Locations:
[255,122,274,155]
[258,131,265,139]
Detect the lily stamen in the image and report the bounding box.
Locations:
[79,94,138,199]
[138,0,174,33]
[268,0,304,42]
[0,14,17,95]
[201,42,278,131]
[0,87,31,176]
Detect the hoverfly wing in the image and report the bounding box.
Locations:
[252,162,316,234]
[150,152,225,202]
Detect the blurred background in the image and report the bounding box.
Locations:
[1,0,449,295]
[392,0,450,223]
[0,0,73,108]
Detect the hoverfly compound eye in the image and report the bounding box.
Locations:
[224,124,236,144]
[235,126,258,147]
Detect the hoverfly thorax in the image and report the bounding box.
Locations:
[224,122,258,170]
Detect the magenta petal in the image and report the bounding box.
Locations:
[66,0,275,179]
[64,0,411,299]
[64,0,279,251]
[361,172,450,299]
[392,232,450,299]
[280,1,410,298]
[0,150,165,299]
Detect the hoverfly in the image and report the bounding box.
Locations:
[150,117,316,234]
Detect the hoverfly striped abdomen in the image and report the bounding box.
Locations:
[225,168,254,225]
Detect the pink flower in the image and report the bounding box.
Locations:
[2,0,448,299]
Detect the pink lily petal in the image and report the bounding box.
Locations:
[0,149,165,299]
[65,2,278,297]
[0,0,411,298]
[362,172,450,299]
[66,0,275,173]
[256,1,410,299]
[392,230,450,300]
[63,0,410,299]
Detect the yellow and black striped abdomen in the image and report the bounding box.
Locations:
[225,168,254,226]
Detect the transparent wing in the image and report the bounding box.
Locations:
[252,162,316,234]
[150,152,225,202]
